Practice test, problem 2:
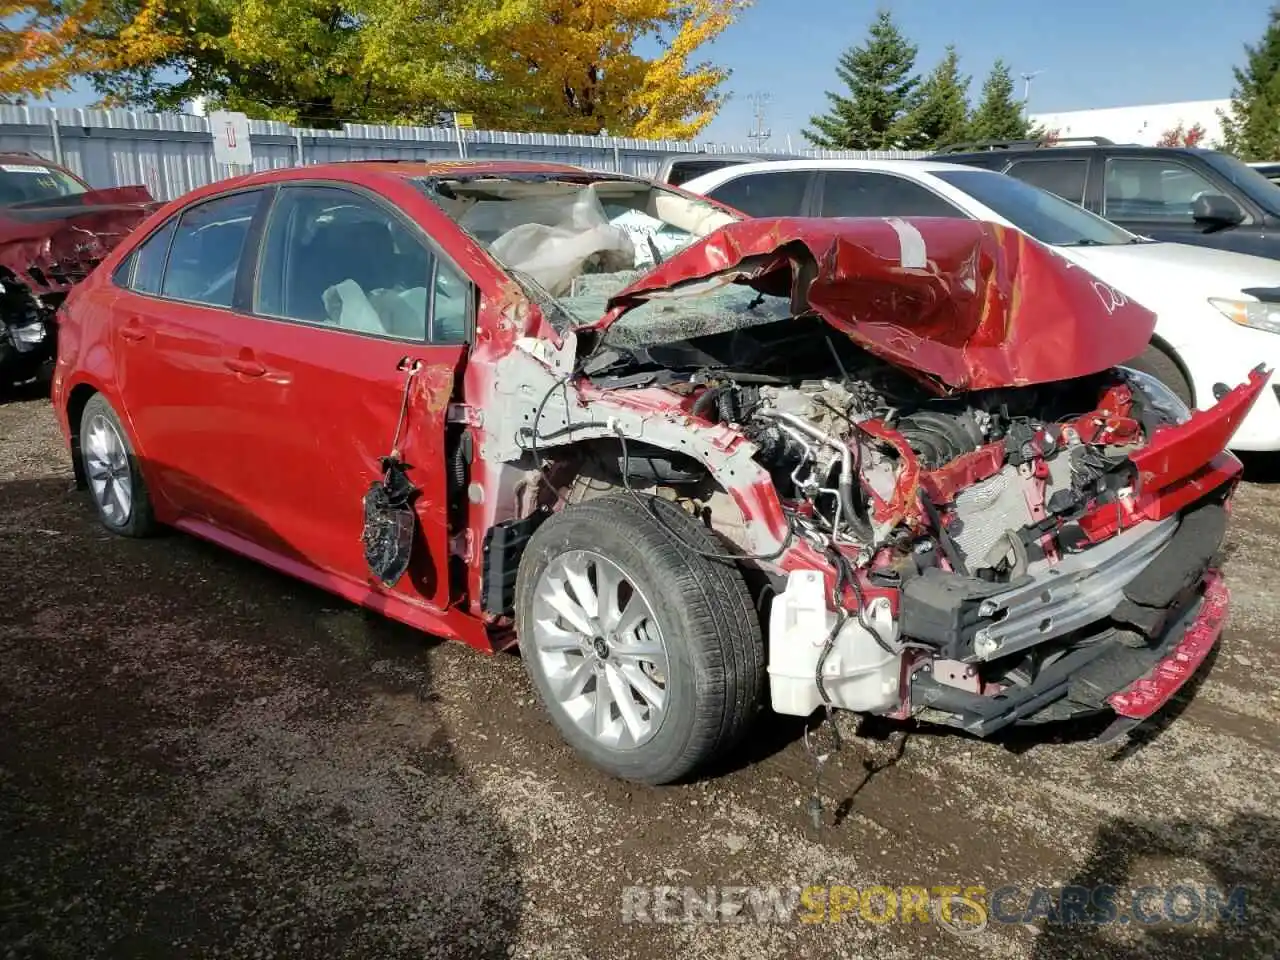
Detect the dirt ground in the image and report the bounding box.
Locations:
[1,392,1278,960]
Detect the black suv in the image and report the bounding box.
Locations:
[929,137,1280,259]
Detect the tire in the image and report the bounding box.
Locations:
[1125,344,1194,407]
[514,492,764,785]
[78,392,157,537]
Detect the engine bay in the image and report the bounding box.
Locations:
[587,314,1167,586]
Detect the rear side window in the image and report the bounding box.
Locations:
[129,220,177,295]
[707,172,810,217]
[665,159,743,187]
[160,191,262,308]
[1004,159,1089,205]
[820,172,964,217]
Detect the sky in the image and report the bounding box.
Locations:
[29,0,1271,144]
[697,0,1268,146]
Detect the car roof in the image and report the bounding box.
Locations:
[932,144,1214,162]
[308,159,605,179]
[679,157,988,189]
[159,159,660,209]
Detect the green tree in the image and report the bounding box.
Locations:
[898,45,970,149]
[803,8,920,150]
[968,59,1032,141]
[1220,5,1280,160]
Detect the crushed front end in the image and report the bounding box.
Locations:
[0,185,157,383]
[758,365,1260,740]
[435,178,1261,746]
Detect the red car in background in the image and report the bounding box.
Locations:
[50,159,1264,786]
[0,152,156,386]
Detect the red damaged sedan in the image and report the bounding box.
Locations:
[52,160,1266,785]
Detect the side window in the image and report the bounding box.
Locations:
[161,191,262,307]
[130,220,177,295]
[1004,159,1089,205]
[667,159,741,187]
[707,172,810,217]
[257,185,442,341]
[1103,158,1229,222]
[431,259,470,343]
[820,172,965,218]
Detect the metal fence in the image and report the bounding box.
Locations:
[0,105,926,201]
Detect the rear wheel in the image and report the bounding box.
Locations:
[79,392,157,537]
[515,492,763,784]
[1126,344,1194,407]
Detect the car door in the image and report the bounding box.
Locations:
[701,170,817,216]
[1098,155,1259,248]
[216,182,470,611]
[815,170,969,219]
[110,187,271,531]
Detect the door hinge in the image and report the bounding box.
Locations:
[447,403,483,427]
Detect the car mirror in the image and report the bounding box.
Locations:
[1191,193,1245,228]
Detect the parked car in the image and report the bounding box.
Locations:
[928,137,1280,260]
[0,152,157,387]
[1249,161,1280,185]
[653,152,800,187]
[53,160,1263,785]
[680,158,1280,451]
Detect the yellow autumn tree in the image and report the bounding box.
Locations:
[0,0,746,138]
[0,1,112,99]
[471,0,748,138]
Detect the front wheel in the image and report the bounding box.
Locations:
[514,492,764,785]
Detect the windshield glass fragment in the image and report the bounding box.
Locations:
[416,175,738,333]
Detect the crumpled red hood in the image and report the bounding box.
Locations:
[0,185,159,295]
[596,217,1157,392]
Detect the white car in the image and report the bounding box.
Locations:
[681,159,1280,451]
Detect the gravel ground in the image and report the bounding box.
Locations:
[1,392,1278,959]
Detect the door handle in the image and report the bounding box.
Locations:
[120,320,146,342]
[224,357,267,378]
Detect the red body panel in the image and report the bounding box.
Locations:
[601,217,1158,391]
[1107,570,1229,720]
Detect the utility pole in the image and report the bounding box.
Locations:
[1020,70,1044,116]
[747,93,772,149]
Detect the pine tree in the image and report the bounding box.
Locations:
[968,60,1032,141]
[1220,5,1280,160]
[803,9,920,150]
[898,45,971,149]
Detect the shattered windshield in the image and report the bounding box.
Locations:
[416,174,740,334]
[0,161,87,207]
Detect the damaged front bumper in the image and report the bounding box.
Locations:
[765,369,1265,739]
[909,567,1228,738]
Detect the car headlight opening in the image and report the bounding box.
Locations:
[1120,366,1193,424]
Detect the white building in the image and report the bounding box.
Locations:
[1028,98,1231,147]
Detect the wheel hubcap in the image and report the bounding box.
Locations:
[84,414,132,525]
[530,550,670,749]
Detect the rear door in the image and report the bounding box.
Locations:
[217,182,471,610]
[110,187,270,530]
